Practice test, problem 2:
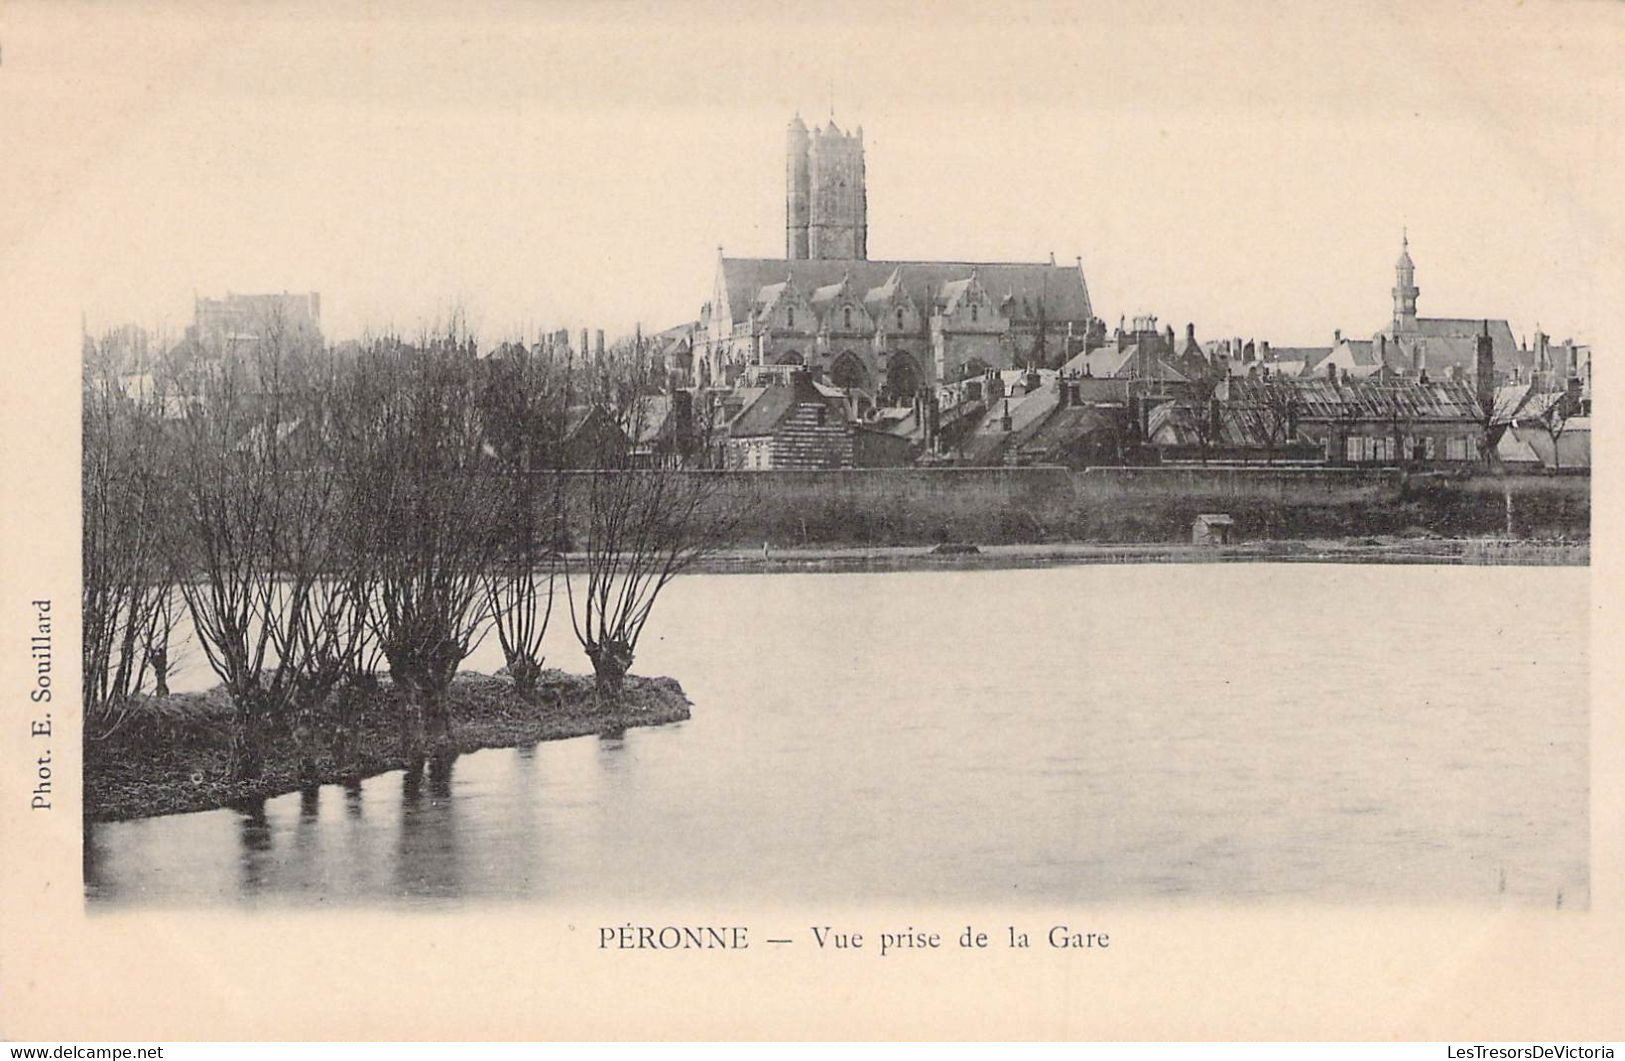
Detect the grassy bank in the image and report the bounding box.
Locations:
[84,670,691,823]
[547,467,1590,548]
[686,535,1588,574]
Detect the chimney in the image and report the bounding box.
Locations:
[672,389,694,455]
[580,328,590,358]
[1242,340,1255,364]
[1258,340,1271,362]
[1055,372,1069,408]
[1475,322,1495,415]
[1001,398,1012,432]
[595,329,605,358]
[1334,328,1342,344]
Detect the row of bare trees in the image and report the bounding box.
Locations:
[83,320,733,781]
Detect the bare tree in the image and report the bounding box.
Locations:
[564,339,737,696]
[81,332,180,739]
[1233,376,1302,465]
[166,312,338,779]
[358,328,496,760]
[479,339,570,698]
[1180,372,1224,464]
[1529,389,1577,474]
[1465,377,1528,469]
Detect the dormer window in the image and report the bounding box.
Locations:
[844,307,853,329]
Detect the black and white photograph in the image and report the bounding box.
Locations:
[2,0,1620,1045]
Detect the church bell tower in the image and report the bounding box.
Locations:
[1392,229,1419,333]
[787,113,867,261]
[786,115,811,259]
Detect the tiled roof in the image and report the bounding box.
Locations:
[1267,347,1332,364]
[1062,344,1188,382]
[1381,318,1530,373]
[1241,377,1483,421]
[1146,401,1265,448]
[1020,404,1121,456]
[725,374,846,439]
[959,385,1061,463]
[718,257,1092,327]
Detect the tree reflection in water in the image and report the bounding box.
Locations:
[343,778,364,819]
[233,797,273,897]
[395,753,462,900]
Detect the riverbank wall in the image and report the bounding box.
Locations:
[590,466,1589,547]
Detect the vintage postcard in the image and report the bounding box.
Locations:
[0,0,1620,1043]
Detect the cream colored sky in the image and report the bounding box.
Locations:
[3,0,1623,349]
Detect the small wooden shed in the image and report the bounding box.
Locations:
[1192,513,1235,546]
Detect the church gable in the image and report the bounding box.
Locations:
[940,270,1002,326]
[811,272,872,334]
[756,275,816,334]
[718,258,1092,328]
[865,267,922,335]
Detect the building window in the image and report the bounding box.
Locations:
[844,307,852,329]
[896,307,905,329]
[787,307,795,328]
[971,305,979,323]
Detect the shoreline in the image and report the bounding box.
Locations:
[681,536,1588,574]
[84,670,691,823]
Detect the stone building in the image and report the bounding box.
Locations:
[187,291,323,351]
[786,116,867,261]
[694,116,1097,398]
[722,371,855,470]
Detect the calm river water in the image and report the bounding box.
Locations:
[84,564,1589,907]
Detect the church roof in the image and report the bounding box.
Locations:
[1381,317,1529,373]
[717,257,1092,328]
